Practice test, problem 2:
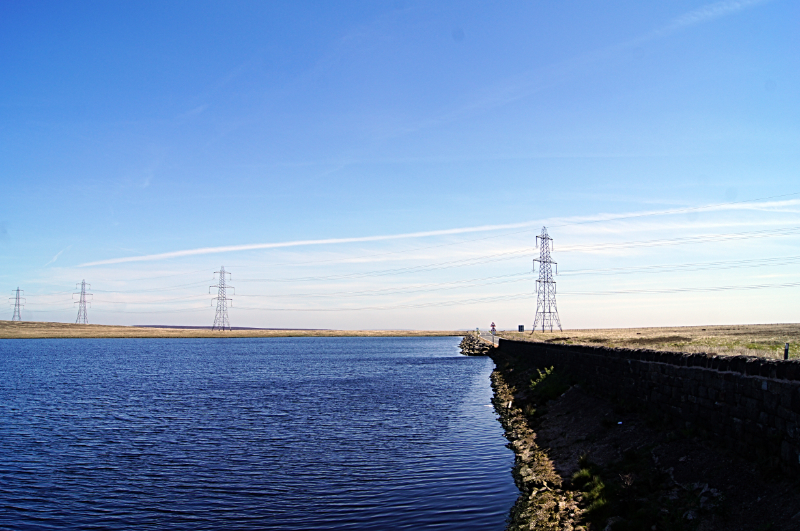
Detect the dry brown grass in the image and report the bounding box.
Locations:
[0,320,464,339]
[499,323,800,359]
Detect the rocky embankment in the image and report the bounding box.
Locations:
[459,334,493,355]
[490,369,582,530]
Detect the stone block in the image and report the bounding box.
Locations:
[784,361,800,381]
[763,391,778,412]
[776,362,792,381]
[766,426,779,441]
[743,397,760,422]
[698,397,714,410]
[730,356,747,375]
[744,358,761,377]
[776,405,794,422]
[781,440,794,463]
[762,361,777,379]
[779,386,794,409]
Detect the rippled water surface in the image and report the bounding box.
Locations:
[0,337,516,530]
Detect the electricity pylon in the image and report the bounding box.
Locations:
[74,280,92,324]
[532,226,562,332]
[9,288,25,321]
[210,266,234,331]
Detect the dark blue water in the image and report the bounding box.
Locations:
[0,337,516,530]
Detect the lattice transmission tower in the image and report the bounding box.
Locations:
[210,266,234,331]
[74,280,92,324]
[532,226,562,332]
[10,287,25,321]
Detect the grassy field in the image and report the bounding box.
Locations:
[499,323,800,359]
[0,321,464,339]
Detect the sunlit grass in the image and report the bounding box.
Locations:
[500,323,799,358]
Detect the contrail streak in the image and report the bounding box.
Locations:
[78,194,798,267]
[79,221,540,267]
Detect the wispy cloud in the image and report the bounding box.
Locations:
[79,221,542,267]
[665,0,769,33]
[183,104,208,117]
[79,195,798,267]
[45,245,71,267]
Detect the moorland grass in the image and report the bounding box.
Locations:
[0,320,464,339]
[500,323,800,359]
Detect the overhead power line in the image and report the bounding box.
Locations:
[558,226,800,253]
[561,281,800,296]
[90,307,210,314]
[236,273,532,299]
[237,248,533,283]
[546,191,800,230]
[234,292,536,312]
[227,227,539,270]
[92,280,211,294]
[92,295,208,304]
[560,255,800,276]
[231,226,799,284]
[230,280,800,312]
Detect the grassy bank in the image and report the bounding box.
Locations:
[500,323,800,359]
[0,321,464,339]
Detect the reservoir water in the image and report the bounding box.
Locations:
[0,337,517,530]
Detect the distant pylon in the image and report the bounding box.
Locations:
[532,227,562,332]
[74,280,92,324]
[210,266,234,331]
[10,287,25,321]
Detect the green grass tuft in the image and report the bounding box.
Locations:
[529,366,570,403]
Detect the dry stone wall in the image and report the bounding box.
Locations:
[498,338,800,472]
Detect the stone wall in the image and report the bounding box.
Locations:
[498,338,800,472]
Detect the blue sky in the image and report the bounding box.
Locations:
[2,0,798,329]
